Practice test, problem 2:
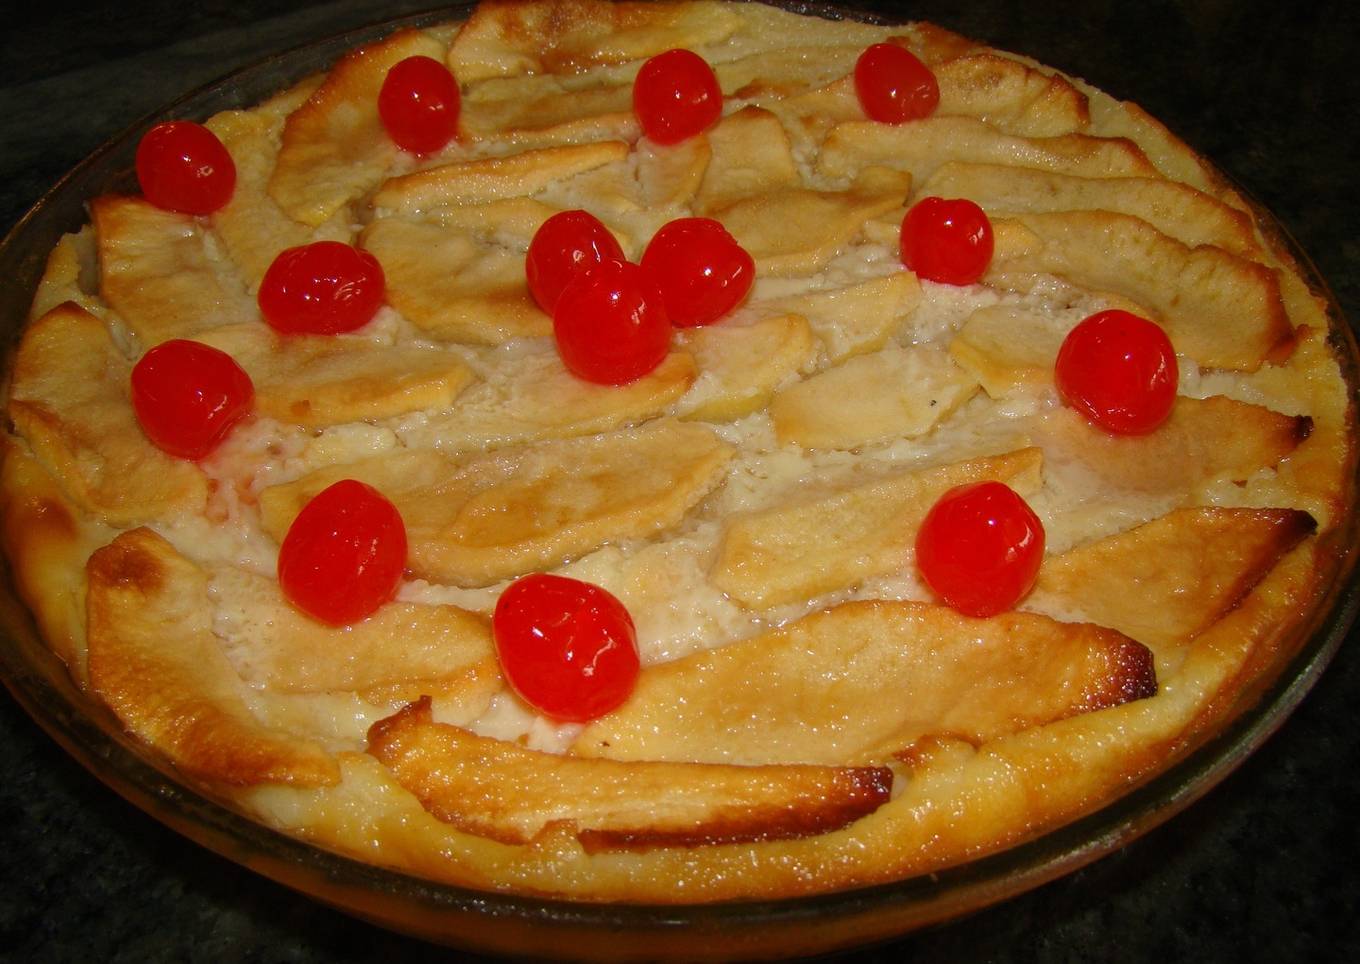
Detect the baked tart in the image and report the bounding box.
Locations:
[3,0,1354,927]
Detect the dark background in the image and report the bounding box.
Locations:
[2,1,1358,961]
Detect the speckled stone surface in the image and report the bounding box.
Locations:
[1,2,1358,961]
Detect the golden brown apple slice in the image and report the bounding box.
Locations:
[575,600,1155,766]
[920,162,1260,257]
[770,346,979,449]
[7,303,206,527]
[672,314,816,422]
[360,215,552,344]
[197,324,475,427]
[270,29,444,226]
[260,420,732,586]
[204,103,351,289]
[0,439,114,678]
[717,175,911,278]
[395,346,696,455]
[367,697,891,849]
[948,304,1071,398]
[209,565,501,703]
[371,141,629,215]
[1032,507,1316,659]
[693,107,800,216]
[92,195,255,346]
[986,211,1291,371]
[448,0,741,82]
[30,227,98,321]
[711,447,1042,608]
[87,528,338,787]
[756,272,923,363]
[817,117,1157,185]
[934,51,1090,137]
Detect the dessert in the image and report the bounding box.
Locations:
[1,0,1352,909]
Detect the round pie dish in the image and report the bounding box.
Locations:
[2,2,1357,960]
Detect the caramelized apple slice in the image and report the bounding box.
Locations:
[205,106,351,289]
[371,142,629,215]
[711,448,1043,608]
[817,118,1157,185]
[367,697,890,848]
[672,314,816,422]
[920,162,1260,257]
[934,52,1090,137]
[271,29,445,226]
[986,211,1291,371]
[260,420,732,586]
[1032,507,1316,659]
[949,304,1071,398]
[7,303,206,527]
[360,215,552,344]
[209,566,501,702]
[87,528,338,787]
[92,195,255,346]
[198,324,475,427]
[396,346,696,455]
[575,600,1155,765]
[30,227,99,322]
[771,346,979,449]
[693,107,800,216]
[448,0,740,82]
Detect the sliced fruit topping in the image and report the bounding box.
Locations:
[900,195,993,285]
[553,259,671,384]
[633,48,722,145]
[366,697,890,847]
[1055,309,1178,435]
[640,217,754,327]
[130,339,254,461]
[525,209,626,315]
[378,55,461,154]
[915,480,1045,617]
[493,573,640,722]
[854,42,940,124]
[258,240,386,335]
[277,479,407,626]
[135,120,237,215]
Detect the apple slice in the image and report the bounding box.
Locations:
[87,528,338,787]
[367,697,890,849]
[575,600,1155,766]
[711,447,1042,609]
[8,303,206,527]
[260,419,732,587]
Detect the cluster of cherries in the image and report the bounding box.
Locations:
[123,38,1181,721]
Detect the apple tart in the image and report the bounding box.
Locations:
[2,0,1353,906]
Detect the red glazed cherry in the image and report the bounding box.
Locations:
[633,48,722,145]
[1055,309,1179,435]
[135,121,236,215]
[915,481,1046,618]
[131,339,254,460]
[640,217,754,328]
[277,480,407,626]
[493,573,640,722]
[553,259,671,385]
[258,241,386,335]
[526,210,626,314]
[378,55,461,154]
[854,43,940,124]
[900,196,994,285]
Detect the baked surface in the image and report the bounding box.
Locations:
[2,0,1353,904]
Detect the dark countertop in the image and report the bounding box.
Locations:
[2,1,1358,961]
